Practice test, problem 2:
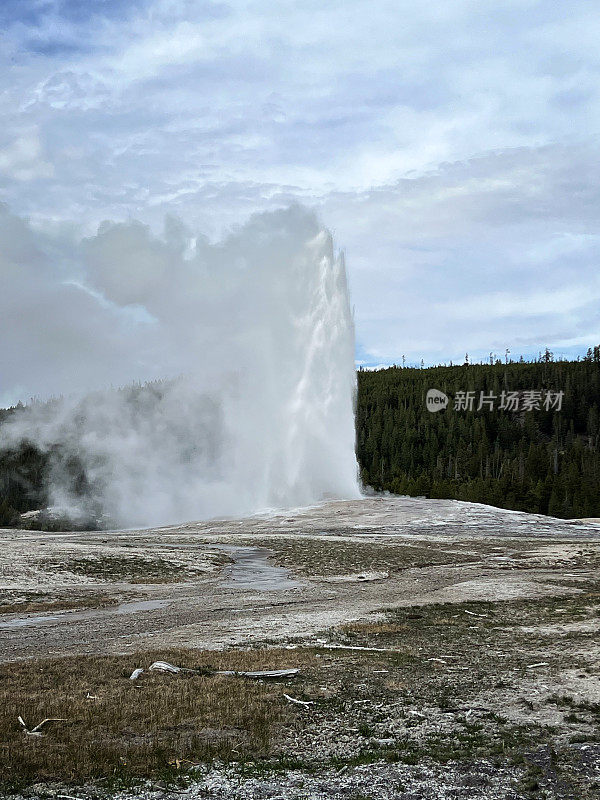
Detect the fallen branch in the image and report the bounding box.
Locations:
[319,644,398,653]
[133,662,299,680]
[129,668,144,680]
[18,716,67,737]
[283,693,314,706]
[149,661,181,674]
[216,668,299,679]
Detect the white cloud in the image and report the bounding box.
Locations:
[322,142,600,364]
[0,129,54,181]
[0,0,599,372]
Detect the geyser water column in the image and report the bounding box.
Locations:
[226,223,360,515]
[3,205,361,527]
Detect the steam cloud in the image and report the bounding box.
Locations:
[1,204,360,527]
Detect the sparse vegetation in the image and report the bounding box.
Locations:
[1,502,599,796]
[43,554,210,583]
[0,591,117,615]
[3,587,600,794]
[242,538,477,576]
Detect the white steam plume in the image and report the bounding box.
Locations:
[1,204,360,526]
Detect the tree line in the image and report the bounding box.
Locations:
[357,348,600,518]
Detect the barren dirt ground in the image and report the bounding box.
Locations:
[2,496,600,799]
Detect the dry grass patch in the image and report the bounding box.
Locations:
[41,555,210,584]
[250,539,478,577]
[0,647,314,787]
[341,621,410,635]
[0,593,118,616]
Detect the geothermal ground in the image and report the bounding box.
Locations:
[2,496,600,799]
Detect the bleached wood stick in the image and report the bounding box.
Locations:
[283,694,314,706]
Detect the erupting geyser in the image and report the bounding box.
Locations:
[2,205,360,527]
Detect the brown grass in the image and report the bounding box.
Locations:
[0,594,117,616]
[0,647,312,786]
[246,538,478,577]
[341,621,409,635]
[41,555,210,584]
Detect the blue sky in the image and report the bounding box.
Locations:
[1,0,599,379]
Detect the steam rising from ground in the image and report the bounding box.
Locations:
[1,205,360,527]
